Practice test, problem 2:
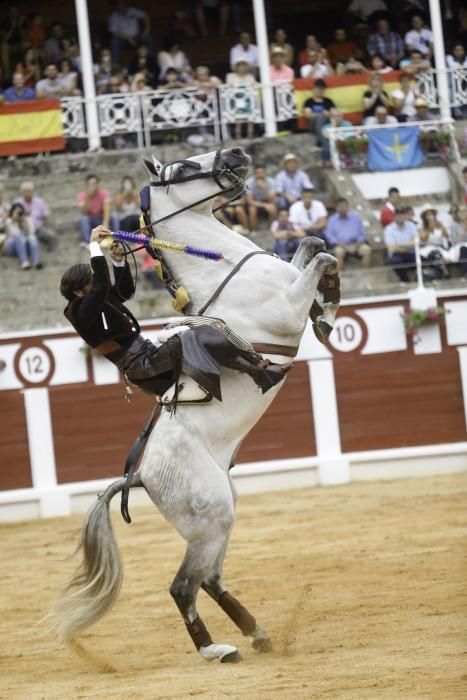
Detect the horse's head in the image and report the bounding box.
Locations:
[142,148,252,214]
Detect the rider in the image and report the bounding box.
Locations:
[60,225,290,402]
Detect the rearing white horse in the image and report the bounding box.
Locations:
[48,148,339,664]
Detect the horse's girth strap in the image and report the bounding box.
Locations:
[252,343,298,358]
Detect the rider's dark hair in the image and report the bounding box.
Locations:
[60,263,92,301]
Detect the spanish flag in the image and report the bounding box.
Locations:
[294,71,401,128]
[0,99,65,157]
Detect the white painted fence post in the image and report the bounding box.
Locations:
[307,359,350,485]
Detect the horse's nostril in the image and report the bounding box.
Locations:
[231,148,243,157]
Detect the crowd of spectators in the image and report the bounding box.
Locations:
[0,3,465,136]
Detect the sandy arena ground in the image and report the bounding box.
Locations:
[1,473,466,700]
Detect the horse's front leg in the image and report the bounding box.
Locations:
[286,250,340,344]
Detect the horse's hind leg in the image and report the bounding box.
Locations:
[201,483,272,653]
[170,534,242,663]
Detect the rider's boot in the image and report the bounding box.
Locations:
[227,353,293,394]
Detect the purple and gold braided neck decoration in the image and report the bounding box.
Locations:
[112,230,224,261]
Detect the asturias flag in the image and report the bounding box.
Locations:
[367,126,423,171]
[0,99,64,157]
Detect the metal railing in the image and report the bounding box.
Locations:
[415,67,467,109]
[327,118,461,171]
[60,82,297,148]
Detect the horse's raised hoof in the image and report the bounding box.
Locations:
[220,650,243,663]
[252,637,273,653]
[313,321,332,345]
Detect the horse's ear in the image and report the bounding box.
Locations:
[142,158,159,178]
[151,155,163,175]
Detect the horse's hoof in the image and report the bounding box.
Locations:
[220,650,243,663]
[252,637,273,653]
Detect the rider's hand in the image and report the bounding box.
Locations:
[110,241,125,263]
[90,225,112,244]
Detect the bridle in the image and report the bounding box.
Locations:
[126,150,249,310]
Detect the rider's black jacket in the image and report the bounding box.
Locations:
[64,253,140,350]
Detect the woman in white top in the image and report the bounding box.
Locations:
[157,36,192,83]
[4,203,41,270]
[419,204,450,277]
[392,72,418,120]
[59,58,79,96]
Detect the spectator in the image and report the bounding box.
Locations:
[271,208,305,262]
[95,49,116,95]
[129,46,157,87]
[3,72,35,102]
[408,97,437,122]
[418,203,450,278]
[399,49,431,75]
[362,72,390,120]
[108,1,151,65]
[298,35,321,67]
[158,35,192,83]
[446,42,467,70]
[303,79,335,145]
[288,188,327,241]
[160,67,187,89]
[463,167,467,204]
[326,28,361,65]
[44,23,65,65]
[391,72,417,121]
[192,64,221,93]
[336,55,368,75]
[384,206,417,282]
[367,18,405,68]
[106,71,130,94]
[15,48,41,88]
[347,0,388,23]
[139,249,163,289]
[213,194,250,234]
[365,104,398,126]
[25,14,45,53]
[245,164,277,231]
[131,71,152,92]
[225,60,258,139]
[77,175,116,245]
[16,182,57,252]
[3,203,42,270]
[380,187,400,226]
[275,154,313,209]
[404,14,433,58]
[195,0,230,37]
[114,176,140,231]
[229,32,259,73]
[36,64,67,99]
[300,49,333,79]
[369,53,393,73]
[0,6,26,77]
[269,47,294,83]
[448,205,467,276]
[321,107,353,163]
[326,197,371,269]
[270,28,294,67]
[59,58,79,96]
[446,43,467,119]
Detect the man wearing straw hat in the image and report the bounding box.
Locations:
[59,225,290,402]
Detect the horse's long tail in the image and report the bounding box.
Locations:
[45,474,142,642]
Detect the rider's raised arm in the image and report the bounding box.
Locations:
[75,237,112,327]
[110,241,135,301]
